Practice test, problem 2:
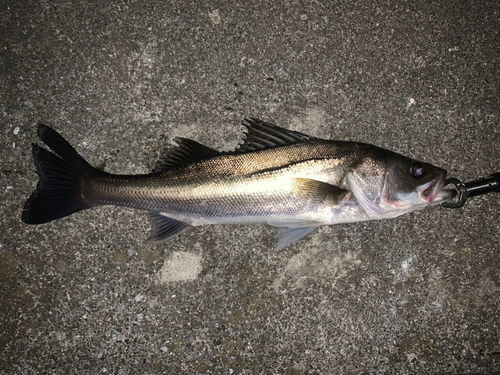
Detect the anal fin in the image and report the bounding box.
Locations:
[148,212,192,242]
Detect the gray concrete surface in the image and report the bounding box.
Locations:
[1,0,499,374]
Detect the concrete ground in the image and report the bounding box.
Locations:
[1,0,500,374]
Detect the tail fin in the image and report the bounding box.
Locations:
[22,124,97,224]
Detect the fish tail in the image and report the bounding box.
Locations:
[22,124,98,224]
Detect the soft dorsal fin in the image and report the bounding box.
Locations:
[154,137,221,172]
[234,118,318,153]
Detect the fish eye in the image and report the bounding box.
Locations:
[410,162,425,178]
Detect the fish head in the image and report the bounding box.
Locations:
[347,150,455,219]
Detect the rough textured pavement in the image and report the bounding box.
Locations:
[1,1,500,374]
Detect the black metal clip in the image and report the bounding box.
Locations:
[442,172,500,208]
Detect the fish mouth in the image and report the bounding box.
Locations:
[420,172,456,204]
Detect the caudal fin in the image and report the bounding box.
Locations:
[22,124,97,224]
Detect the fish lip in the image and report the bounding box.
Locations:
[421,172,455,203]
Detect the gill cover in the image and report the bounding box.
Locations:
[347,153,388,219]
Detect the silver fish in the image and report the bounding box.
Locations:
[22,118,454,249]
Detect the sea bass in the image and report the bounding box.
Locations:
[22,118,454,249]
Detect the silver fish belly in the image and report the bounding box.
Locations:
[22,118,454,249]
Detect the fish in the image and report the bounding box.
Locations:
[22,118,455,249]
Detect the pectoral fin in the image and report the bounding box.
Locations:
[266,179,347,249]
[292,178,348,206]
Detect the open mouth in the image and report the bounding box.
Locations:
[420,172,456,204]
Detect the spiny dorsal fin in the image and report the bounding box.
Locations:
[154,137,221,173]
[234,118,318,153]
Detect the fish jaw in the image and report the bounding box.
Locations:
[419,171,456,204]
